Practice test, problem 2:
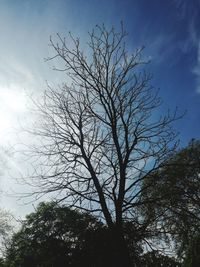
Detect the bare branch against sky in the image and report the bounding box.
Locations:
[20,24,183,266]
[0,0,199,231]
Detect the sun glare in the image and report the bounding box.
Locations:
[0,86,27,133]
[0,87,26,111]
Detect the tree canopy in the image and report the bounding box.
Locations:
[141,139,200,260]
[4,202,104,267]
[3,201,182,267]
[183,233,200,267]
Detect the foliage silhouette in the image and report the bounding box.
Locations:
[141,251,180,267]
[4,202,105,267]
[3,201,183,267]
[141,139,200,261]
[183,233,200,267]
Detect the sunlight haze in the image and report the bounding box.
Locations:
[0,0,199,220]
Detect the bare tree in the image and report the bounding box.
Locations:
[26,24,180,266]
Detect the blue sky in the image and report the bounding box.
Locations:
[0,0,199,216]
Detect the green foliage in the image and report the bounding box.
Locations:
[183,234,200,267]
[141,139,200,257]
[3,201,149,267]
[0,258,4,267]
[4,202,103,267]
[3,201,186,266]
[142,251,180,267]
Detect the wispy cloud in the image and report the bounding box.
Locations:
[173,0,200,93]
[146,33,178,66]
[192,42,200,93]
[187,17,200,93]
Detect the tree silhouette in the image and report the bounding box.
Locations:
[26,24,180,266]
[183,233,200,267]
[142,251,180,267]
[4,202,104,267]
[141,139,200,260]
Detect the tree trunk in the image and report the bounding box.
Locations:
[107,227,133,267]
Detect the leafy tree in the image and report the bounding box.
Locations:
[141,251,180,267]
[4,201,147,267]
[25,24,180,266]
[0,258,4,267]
[141,139,200,258]
[0,209,13,258]
[4,202,103,267]
[0,149,14,256]
[183,233,200,267]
